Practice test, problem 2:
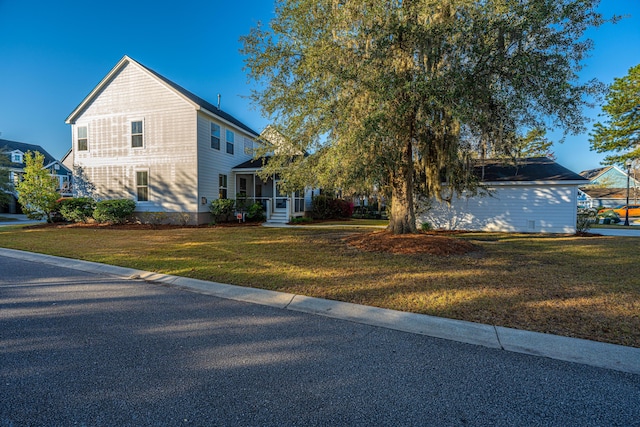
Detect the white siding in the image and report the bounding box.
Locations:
[419,184,579,233]
[196,112,257,211]
[71,61,198,215]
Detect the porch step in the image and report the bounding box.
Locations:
[267,212,289,224]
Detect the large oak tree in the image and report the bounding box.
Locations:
[242,0,608,233]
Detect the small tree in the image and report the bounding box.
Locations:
[15,151,59,222]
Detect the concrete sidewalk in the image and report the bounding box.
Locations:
[1,247,638,375]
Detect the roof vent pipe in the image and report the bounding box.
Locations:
[217,94,221,110]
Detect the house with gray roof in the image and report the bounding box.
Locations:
[577,165,639,209]
[419,157,588,233]
[0,138,72,213]
[65,55,304,224]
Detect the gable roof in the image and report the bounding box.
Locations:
[66,55,259,137]
[473,157,588,183]
[579,166,611,181]
[0,138,58,166]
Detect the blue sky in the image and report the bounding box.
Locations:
[0,1,638,173]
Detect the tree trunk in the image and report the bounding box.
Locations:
[387,138,417,234]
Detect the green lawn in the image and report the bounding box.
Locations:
[1,223,639,348]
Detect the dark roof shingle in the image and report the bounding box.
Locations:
[0,138,58,165]
[473,157,587,182]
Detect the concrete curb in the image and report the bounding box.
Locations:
[1,247,639,375]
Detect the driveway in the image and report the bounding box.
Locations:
[0,213,44,227]
[1,255,639,426]
[593,226,640,236]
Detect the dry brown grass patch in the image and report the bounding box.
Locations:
[345,230,479,255]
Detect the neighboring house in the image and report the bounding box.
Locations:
[579,165,640,188]
[577,166,639,209]
[65,55,306,225]
[419,157,588,233]
[0,138,72,213]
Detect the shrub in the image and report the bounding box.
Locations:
[311,195,354,219]
[311,194,333,219]
[245,202,265,222]
[209,199,235,223]
[420,221,432,231]
[596,209,620,224]
[58,197,96,223]
[93,199,136,224]
[290,216,313,224]
[333,198,354,218]
[352,205,382,219]
[576,208,597,233]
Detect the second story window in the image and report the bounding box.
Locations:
[131,121,144,148]
[77,126,88,151]
[226,130,234,155]
[211,123,220,150]
[244,137,253,155]
[11,152,23,163]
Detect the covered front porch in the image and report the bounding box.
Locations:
[232,159,306,224]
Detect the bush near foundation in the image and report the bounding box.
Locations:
[58,197,96,223]
[93,199,136,224]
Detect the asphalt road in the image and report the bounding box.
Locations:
[1,257,639,426]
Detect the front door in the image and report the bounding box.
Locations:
[274,179,288,212]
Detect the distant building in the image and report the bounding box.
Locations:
[419,157,588,233]
[0,138,71,213]
[578,166,639,208]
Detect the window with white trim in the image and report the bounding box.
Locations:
[219,174,228,199]
[11,151,23,163]
[131,121,144,148]
[226,130,234,155]
[211,123,221,150]
[77,126,88,151]
[136,170,149,201]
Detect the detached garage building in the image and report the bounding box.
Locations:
[419,157,588,233]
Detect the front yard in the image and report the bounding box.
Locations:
[1,223,638,348]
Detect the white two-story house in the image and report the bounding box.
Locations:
[65,55,303,224]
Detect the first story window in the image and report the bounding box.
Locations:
[136,170,149,201]
[77,126,88,151]
[226,130,234,155]
[219,174,228,199]
[211,123,221,150]
[131,121,144,148]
